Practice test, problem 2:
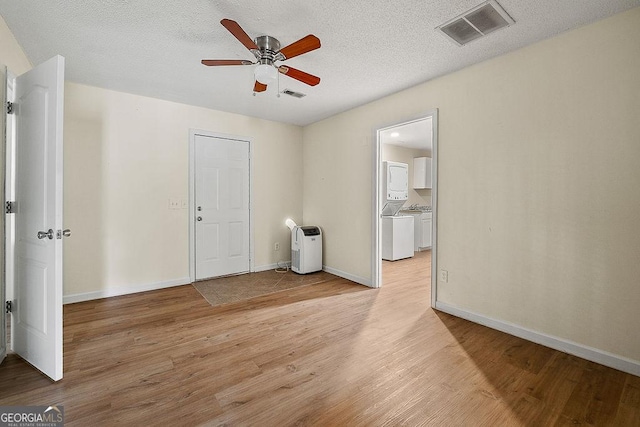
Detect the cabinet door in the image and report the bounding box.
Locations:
[421,217,432,248]
[413,157,426,189]
[412,213,421,251]
[412,157,432,189]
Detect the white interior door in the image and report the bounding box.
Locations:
[10,56,65,381]
[194,135,250,280]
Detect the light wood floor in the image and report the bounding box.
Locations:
[1,251,639,426]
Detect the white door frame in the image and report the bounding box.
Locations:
[372,110,439,307]
[188,129,254,282]
[1,68,15,364]
[3,68,17,364]
[4,68,16,311]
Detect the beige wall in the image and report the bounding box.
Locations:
[381,144,431,207]
[303,7,640,362]
[0,15,31,76]
[64,83,302,297]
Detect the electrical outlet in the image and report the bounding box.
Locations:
[274,242,280,251]
[180,199,188,209]
[440,269,449,283]
[168,198,180,210]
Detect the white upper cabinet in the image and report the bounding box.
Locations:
[413,157,432,189]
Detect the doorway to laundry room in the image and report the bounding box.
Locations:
[373,112,438,305]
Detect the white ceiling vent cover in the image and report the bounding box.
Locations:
[437,0,514,46]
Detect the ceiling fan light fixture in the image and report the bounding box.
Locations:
[254,64,278,85]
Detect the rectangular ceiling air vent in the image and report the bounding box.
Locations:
[437,0,514,46]
[282,89,306,98]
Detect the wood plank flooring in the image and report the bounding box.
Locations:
[1,251,639,426]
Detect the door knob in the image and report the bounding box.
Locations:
[37,229,54,240]
[197,216,202,221]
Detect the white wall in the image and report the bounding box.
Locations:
[303,7,640,363]
[381,144,431,207]
[63,83,302,299]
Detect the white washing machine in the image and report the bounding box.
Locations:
[381,215,414,261]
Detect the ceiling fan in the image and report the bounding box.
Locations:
[202,19,321,93]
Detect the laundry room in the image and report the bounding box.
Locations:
[380,118,433,266]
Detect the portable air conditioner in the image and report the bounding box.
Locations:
[291,226,322,274]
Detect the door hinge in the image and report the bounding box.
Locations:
[5,301,12,313]
[6,101,14,115]
[5,201,15,214]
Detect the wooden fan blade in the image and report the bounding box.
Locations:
[279,35,321,60]
[221,19,258,51]
[201,59,253,66]
[254,81,267,92]
[278,66,320,86]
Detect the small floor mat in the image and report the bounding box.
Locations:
[193,268,337,307]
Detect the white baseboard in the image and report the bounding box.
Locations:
[435,301,640,377]
[62,265,371,305]
[254,263,370,288]
[63,277,192,304]
[253,262,290,273]
[322,265,372,287]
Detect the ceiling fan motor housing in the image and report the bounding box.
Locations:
[254,35,282,65]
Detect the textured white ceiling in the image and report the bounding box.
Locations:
[381,118,432,152]
[1,1,638,126]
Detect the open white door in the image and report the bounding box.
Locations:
[9,56,65,381]
[193,134,250,280]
